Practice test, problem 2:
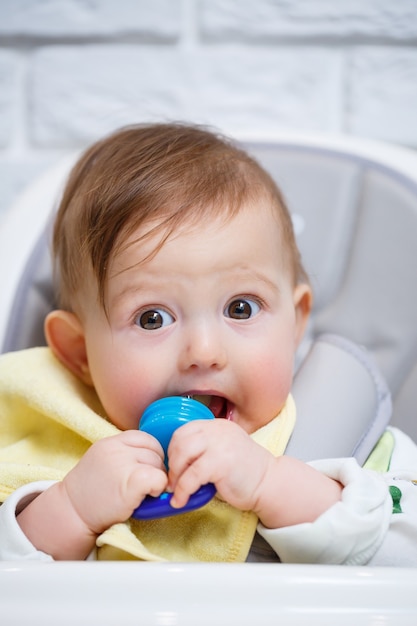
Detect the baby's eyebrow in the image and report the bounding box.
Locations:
[110,280,155,304]
[109,269,180,305]
[230,268,280,293]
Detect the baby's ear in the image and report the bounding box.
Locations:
[44,310,93,386]
[293,283,313,347]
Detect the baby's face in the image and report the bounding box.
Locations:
[79,200,311,433]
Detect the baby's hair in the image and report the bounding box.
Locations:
[52,122,308,312]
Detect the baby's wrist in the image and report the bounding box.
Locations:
[17,481,98,560]
[254,456,342,530]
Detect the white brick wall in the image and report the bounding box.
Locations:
[0,0,416,216]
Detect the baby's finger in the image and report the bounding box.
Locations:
[128,465,169,504]
[133,447,167,471]
[169,457,212,509]
[167,422,209,478]
[120,430,166,466]
[120,429,165,452]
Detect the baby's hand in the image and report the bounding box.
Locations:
[166,419,272,513]
[17,430,168,559]
[167,420,342,530]
[62,430,168,534]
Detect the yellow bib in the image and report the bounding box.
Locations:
[0,347,296,562]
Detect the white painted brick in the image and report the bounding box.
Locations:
[0,50,17,147]
[0,0,181,39]
[200,0,417,40]
[348,47,417,146]
[29,45,343,146]
[29,46,190,146]
[183,47,344,136]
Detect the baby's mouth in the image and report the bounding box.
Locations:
[189,394,232,420]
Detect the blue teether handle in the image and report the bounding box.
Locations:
[131,396,216,520]
[132,483,216,520]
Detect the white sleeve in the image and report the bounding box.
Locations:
[257,457,392,565]
[0,481,56,561]
[367,427,417,567]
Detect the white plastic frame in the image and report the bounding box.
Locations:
[1,561,417,625]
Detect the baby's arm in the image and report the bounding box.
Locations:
[167,419,405,565]
[258,457,391,564]
[250,454,343,529]
[16,431,168,560]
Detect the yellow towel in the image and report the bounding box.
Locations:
[0,347,296,562]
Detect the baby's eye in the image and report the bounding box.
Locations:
[135,308,175,330]
[224,298,260,320]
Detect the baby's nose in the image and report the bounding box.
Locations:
[179,320,227,371]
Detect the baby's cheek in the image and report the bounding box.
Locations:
[99,385,143,431]
[256,354,293,410]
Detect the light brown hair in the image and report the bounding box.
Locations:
[52,122,307,312]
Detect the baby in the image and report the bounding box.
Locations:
[0,123,414,565]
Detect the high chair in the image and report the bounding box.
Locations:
[1,131,417,624]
